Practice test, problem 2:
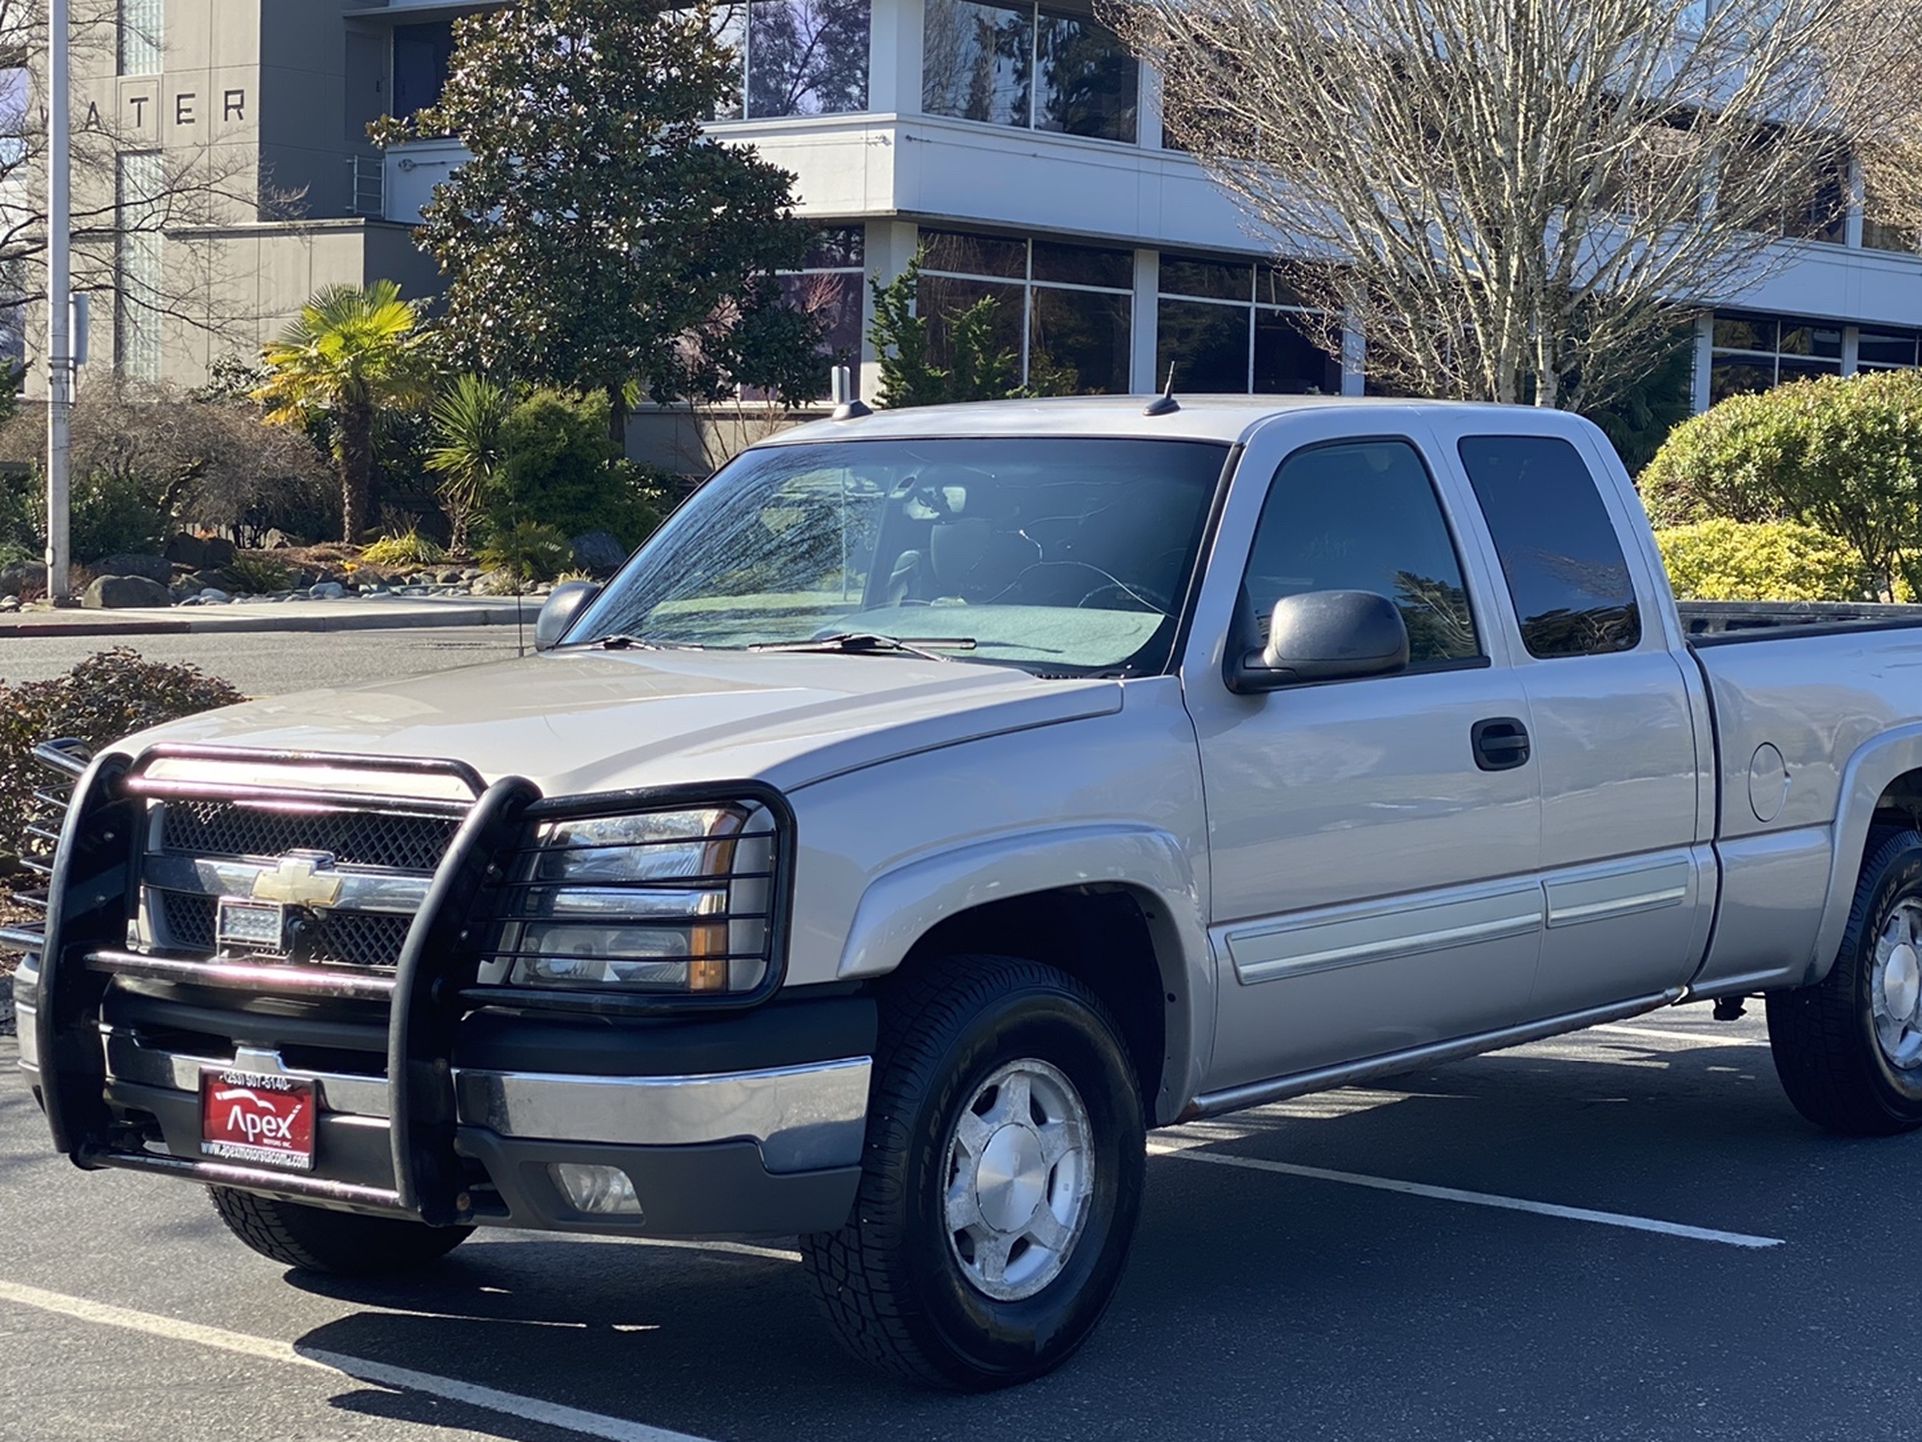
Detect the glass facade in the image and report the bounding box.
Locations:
[698,0,871,120]
[923,0,1137,143]
[114,151,163,382]
[1857,328,1922,371]
[118,0,162,75]
[1709,312,1842,402]
[1156,254,1340,395]
[919,229,1133,393]
[745,225,867,400]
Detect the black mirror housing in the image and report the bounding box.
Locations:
[1228,589,1410,693]
[533,580,602,652]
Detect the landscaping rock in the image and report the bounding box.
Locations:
[82,574,173,608]
[308,581,346,599]
[0,562,36,597]
[0,595,17,612]
[199,536,237,568]
[89,552,171,585]
[196,587,232,603]
[164,533,208,567]
[436,569,464,584]
[569,530,627,576]
[260,528,297,549]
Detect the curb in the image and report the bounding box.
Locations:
[0,602,536,639]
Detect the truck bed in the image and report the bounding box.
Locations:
[1680,600,1922,644]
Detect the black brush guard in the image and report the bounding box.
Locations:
[21,743,795,1228]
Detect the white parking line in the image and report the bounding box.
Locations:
[0,1278,715,1442]
[1146,1142,1784,1249]
[1592,1023,1767,1047]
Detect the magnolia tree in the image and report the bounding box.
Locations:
[1109,0,1922,410]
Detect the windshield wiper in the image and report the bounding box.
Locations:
[748,632,977,663]
[592,634,705,651]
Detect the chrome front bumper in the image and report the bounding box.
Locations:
[94,1027,872,1175]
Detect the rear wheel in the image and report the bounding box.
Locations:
[801,954,1146,1390]
[209,1187,472,1275]
[1767,828,1922,1135]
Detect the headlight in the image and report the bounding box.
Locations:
[485,803,776,995]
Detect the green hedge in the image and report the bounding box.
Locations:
[1640,369,1922,597]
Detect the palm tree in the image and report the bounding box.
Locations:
[425,374,510,555]
[255,281,428,542]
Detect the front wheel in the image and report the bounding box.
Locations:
[801,955,1146,1390]
[1768,828,1922,1135]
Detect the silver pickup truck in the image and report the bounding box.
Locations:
[11,396,1922,1389]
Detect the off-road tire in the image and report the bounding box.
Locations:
[209,1186,473,1275]
[1767,827,1922,1135]
[801,954,1146,1390]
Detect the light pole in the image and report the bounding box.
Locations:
[44,0,71,601]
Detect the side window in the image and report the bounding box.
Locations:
[1244,439,1480,665]
[1457,435,1642,659]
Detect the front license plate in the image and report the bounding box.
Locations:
[216,896,287,953]
[200,1068,317,1171]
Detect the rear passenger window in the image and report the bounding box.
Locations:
[1457,435,1642,658]
[1245,439,1480,665]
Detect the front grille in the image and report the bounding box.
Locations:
[141,797,461,973]
[155,891,414,969]
[161,801,459,872]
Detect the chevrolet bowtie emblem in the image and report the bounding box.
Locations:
[251,851,344,909]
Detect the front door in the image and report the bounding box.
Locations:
[1182,417,1543,1094]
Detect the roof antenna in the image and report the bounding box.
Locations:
[830,363,871,421]
[1143,364,1180,416]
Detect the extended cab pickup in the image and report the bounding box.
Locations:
[13,396,1922,1389]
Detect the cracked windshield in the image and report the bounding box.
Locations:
[570,437,1229,674]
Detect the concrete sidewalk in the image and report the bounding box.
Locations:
[0,594,536,639]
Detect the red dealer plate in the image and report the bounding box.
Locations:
[199,1068,317,1172]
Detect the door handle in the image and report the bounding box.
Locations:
[1472,717,1531,771]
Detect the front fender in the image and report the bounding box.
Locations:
[835,824,1214,1123]
[1809,721,1922,983]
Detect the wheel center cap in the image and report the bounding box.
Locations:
[1888,944,1922,1019]
[975,1124,1046,1233]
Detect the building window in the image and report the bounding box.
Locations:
[117,0,162,75]
[1709,311,1842,402]
[1856,329,1921,371]
[392,21,455,118]
[114,150,163,382]
[919,229,1133,393]
[922,0,1137,144]
[745,225,866,400]
[697,0,871,120]
[1156,254,1340,395]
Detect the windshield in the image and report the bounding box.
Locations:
[567,437,1230,676]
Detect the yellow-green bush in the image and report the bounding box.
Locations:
[1655,518,1867,602]
[360,528,448,568]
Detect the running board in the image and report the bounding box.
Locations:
[1183,989,1684,1121]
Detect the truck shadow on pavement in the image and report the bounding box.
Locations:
[274,1034,1900,1442]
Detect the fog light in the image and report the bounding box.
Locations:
[548,1162,644,1216]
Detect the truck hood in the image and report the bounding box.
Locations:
[121,648,1122,796]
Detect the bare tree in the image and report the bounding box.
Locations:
[0,0,283,366]
[1110,0,1922,409]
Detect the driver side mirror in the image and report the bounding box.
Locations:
[1227,589,1410,693]
[534,580,601,651]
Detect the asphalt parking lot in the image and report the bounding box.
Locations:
[2,1008,1916,1442]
